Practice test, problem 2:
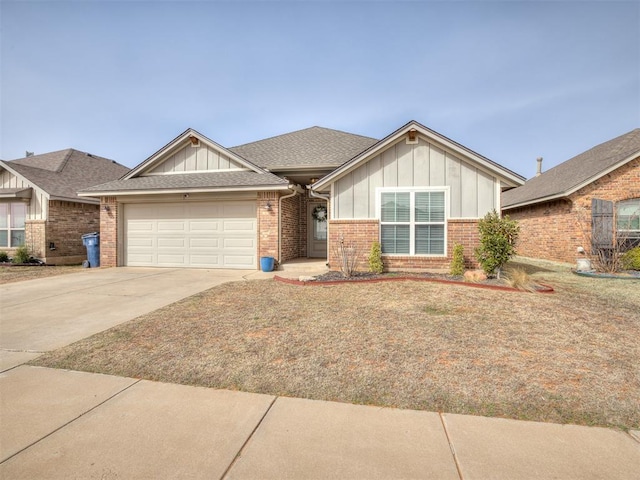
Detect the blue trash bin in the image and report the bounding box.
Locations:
[260,256,275,272]
[81,232,100,268]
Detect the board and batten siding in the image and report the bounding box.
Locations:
[0,169,48,220]
[333,138,497,219]
[147,144,245,175]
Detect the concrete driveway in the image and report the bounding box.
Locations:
[0,267,259,371]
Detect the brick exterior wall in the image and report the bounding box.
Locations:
[506,157,640,263]
[100,196,119,268]
[327,218,481,272]
[280,192,302,262]
[258,192,279,262]
[24,219,46,259]
[24,200,100,265]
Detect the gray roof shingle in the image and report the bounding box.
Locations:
[2,149,130,202]
[80,170,288,194]
[230,126,379,169]
[502,129,640,208]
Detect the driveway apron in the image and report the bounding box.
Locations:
[0,267,251,370]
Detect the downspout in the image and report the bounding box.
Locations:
[278,184,305,264]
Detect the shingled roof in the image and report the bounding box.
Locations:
[230,126,379,170]
[1,149,129,203]
[81,170,288,195]
[502,129,640,209]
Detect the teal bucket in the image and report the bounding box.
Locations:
[260,256,275,272]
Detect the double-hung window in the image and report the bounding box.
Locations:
[617,198,640,247]
[378,189,446,255]
[0,202,27,248]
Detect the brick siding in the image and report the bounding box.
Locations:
[327,218,480,272]
[506,157,640,263]
[100,197,119,267]
[280,192,302,262]
[24,200,100,265]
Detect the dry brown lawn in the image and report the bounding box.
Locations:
[32,258,640,430]
[0,265,84,284]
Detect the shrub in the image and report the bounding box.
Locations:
[0,251,9,263]
[621,247,640,270]
[332,235,361,278]
[450,243,465,276]
[474,211,519,278]
[368,241,384,274]
[12,245,31,264]
[504,267,536,292]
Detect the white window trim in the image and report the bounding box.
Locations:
[0,202,27,248]
[375,187,449,257]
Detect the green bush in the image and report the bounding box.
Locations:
[450,243,465,276]
[12,245,31,264]
[621,247,640,270]
[368,241,384,274]
[0,251,9,262]
[474,211,519,278]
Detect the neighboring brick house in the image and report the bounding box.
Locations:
[502,129,640,264]
[0,150,129,264]
[80,121,524,271]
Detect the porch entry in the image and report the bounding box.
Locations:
[308,203,328,258]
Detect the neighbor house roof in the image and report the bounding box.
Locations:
[230,126,379,170]
[80,170,289,196]
[0,149,129,203]
[502,128,640,210]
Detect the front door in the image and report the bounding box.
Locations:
[308,203,328,258]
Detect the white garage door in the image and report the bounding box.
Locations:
[124,201,257,269]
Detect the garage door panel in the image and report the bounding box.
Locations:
[158,237,186,248]
[128,222,155,233]
[223,238,255,248]
[128,237,155,247]
[157,221,186,232]
[223,255,255,267]
[223,220,256,232]
[125,201,257,269]
[190,220,220,231]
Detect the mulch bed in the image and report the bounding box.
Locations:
[275,271,555,293]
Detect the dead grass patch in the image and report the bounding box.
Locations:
[0,265,84,284]
[32,258,640,429]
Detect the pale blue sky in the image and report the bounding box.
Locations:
[1,0,638,178]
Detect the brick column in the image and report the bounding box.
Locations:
[100,196,118,267]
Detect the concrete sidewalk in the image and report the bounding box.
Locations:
[1,366,639,480]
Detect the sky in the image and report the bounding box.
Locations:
[1,0,638,179]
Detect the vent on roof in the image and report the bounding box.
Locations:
[25,151,34,157]
[86,153,94,158]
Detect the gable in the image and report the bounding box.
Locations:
[146,143,247,175]
[332,135,498,219]
[0,162,49,220]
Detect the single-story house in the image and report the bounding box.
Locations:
[0,149,130,264]
[79,121,525,271]
[502,129,640,264]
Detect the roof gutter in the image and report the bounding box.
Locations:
[77,184,290,197]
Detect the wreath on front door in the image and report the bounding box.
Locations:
[312,205,328,222]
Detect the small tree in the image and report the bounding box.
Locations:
[368,241,384,274]
[449,243,465,276]
[474,211,519,279]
